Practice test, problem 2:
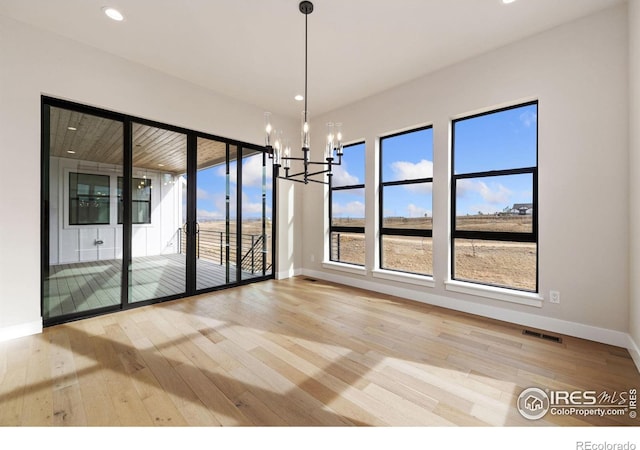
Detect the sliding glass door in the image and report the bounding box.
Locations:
[43,105,124,321]
[194,142,273,290]
[240,148,273,281]
[42,98,275,325]
[195,137,235,290]
[129,123,188,303]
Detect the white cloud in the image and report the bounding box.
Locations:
[520,110,537,128]
[406,204,432,218]
[458,179,512,205]
[197,208,224,220]
[333,201,365,218]
[241,192,264,215]
[391,159,433,180]
[243,155,270,188]
[197,188,210,200]
[332,165,359,187]
[216,156,272,189]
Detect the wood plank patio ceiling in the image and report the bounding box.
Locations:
[49,107,240,174]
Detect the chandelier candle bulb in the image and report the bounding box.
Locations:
[283,146,291,170]
[335,123,343,156]
[326,122,335,160]
[301,111,310,149]
[264,112,273,147]
[273,131,283,166]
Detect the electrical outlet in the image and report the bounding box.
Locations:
[310,254,315,262]
[549,290,560,304]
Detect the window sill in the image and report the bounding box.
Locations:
[372,269,435,288]
[322,261,367,276]
[444,280,543,308]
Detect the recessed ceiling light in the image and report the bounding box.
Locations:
[502,0,517,4]
[67,150,76,154]
[294,95,304,101]
[103,7,124,21]
[67,126,77,131]
[158,164,165,167]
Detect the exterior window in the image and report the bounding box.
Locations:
[69,172,110,225]
[451,101,538,292]
[329,142,365,265]
[379,127,433,276]
[118,177,152,224]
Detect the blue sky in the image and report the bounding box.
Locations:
[454,103,537,215]
[195,151,272,222]
[331,103,537,220]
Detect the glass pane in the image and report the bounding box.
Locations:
[241,149,271,280]
[69,172,111,225]
[196,137,230,289]
[45,106,123,320]
[118,177,151,224]
[382,183,432,229]
[130,123,187,302]
[454,103,537,174]
[332,142,365,188]
[264,157,273,277]
[330,232,365,266]
[453,239,537,291]
[331,188,365,228]
[381,235,432,276]
[455,173,533,232]
[381,128,433,183]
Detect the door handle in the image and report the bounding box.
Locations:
[195,222,200,235]
[182,223,188,236]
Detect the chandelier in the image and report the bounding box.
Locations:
[264,1,344,185]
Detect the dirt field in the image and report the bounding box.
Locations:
[332,215,536,291]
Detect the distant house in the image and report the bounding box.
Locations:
[511,203,533,215]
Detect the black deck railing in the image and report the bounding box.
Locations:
[178,228,272,275]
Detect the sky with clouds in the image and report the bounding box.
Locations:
[195,151,272,223]
[330,103,537,220]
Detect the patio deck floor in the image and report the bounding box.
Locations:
[44,253,267,319]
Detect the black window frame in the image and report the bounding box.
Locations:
[118,176,152,225]
[450,100,538,292]
[329,141,365,266]
[379,125,434,276]
[68,171,111,226]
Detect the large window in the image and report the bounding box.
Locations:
[379,127,433,276]
[69,172,110,225]
[329,142,365,265]
[451,101,538,292]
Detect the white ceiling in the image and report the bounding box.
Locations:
[0,0,625,118]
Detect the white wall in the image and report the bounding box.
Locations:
[303,5,632,347]
[629,0,640,366]
[0,15,300,338]
[49,157,182,264]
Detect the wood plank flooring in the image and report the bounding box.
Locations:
[3,276,639,426]
[44,254,268,318]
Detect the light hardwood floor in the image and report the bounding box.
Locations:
[1,276,639,426]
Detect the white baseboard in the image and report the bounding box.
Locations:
[302,268,636,366]
[628,334,640,372]
[0,319,42,343]
[276,267,302,280]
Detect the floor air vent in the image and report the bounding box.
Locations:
[304,277,317,282]
[522,329,563,343]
